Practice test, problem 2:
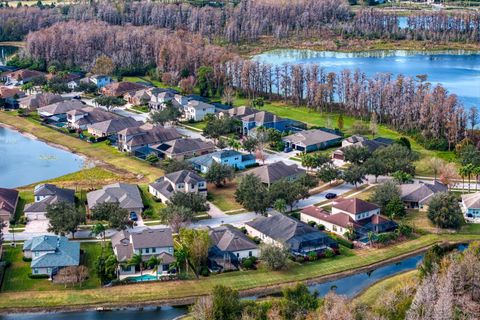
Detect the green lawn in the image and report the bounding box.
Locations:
[0,233,478,310]
[207,182,244,212]
[138,184,165,220]
[1,242,103,292]
[181,121,207,131]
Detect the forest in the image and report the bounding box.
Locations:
[0,0,479,43]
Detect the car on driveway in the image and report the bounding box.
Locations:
[129,212,138,221]
[325,193,337,200]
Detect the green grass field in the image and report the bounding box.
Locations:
[138,184,165,220]
[207,182,244,212]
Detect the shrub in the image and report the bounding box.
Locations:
[329,234,354,249]
[324,248,335,258]
[200,266,210,277]
[105,140,112,146]
[22,256,32,262]
[252,236,261,244]
[289,211,300,220]
[317,224,326,231]
[88,136,96,143]
[308,221,317,227]
[241,257,256,270]
[307,252,318,261]
[244,162,260,169]
[28,273,50,279]
[377,232,398,244]
[398,224,413,237]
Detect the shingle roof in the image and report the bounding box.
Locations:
[283,129,342,147]
[119,124,182,148]
[301,206,361,229]
[188,150,246,168]
[6,69,44,81]
[0,187,19,215]
[345,135,367,144]
[332,198,380,215]
[226,106,258,118]
[244,161,305,185]
[0,86,23,99]
[25,184,75,213]
[19,93,63,109]
[399,181,448,203]
[155,138,214,156]
[37,99,85,116]
[242,111,282,124]
[87,117,140,136]
[103,81,147,96]
[130,227,174,250]
[23,235,80,268]
[87,183,143,210]
[462,192,480,209]
[165,170,205,185]
[67,107,120,126]
[209,225,257,252]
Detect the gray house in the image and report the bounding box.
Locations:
[24,184,75,221]
[87,117,141,138]
[23,235,80,277]
[399,181,448,209]
[87,183,144,215]
[37,100,85,123]
[282,129,342,153]
[149,170,207,203]
[111,228,175,277]
[243,161,306,186]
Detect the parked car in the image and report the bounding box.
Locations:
[129,212,138,221]
[325,193,337,199]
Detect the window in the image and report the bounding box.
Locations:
[236,253,240,258]
[191,184,195,189]
[152,248,156,253]
[34,268,38,274]
[145,248,150,253]
[34,251,39,257]
[249,251,252,257]
[169,247,173,253]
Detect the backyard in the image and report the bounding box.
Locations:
[207,181,244,212]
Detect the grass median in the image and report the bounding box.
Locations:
[0,233,478,310]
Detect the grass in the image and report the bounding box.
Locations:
[207,182,244,212]
[1,242,103,292]
[401,209,438,233]
[130,105,149,113]
[13,190,34,225]
[138,184,165,220]
[0,233,478,310]
[355,270,418,306]
[0,112,164,182]
[181,121,207,130]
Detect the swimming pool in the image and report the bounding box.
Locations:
[126,274,158,282]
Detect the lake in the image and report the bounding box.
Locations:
[253,49,480,108]
[0,126,84,188]
[0,45,18,66]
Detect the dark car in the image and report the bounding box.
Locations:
[325,193,337,200]
[72,95,82,100]
[129,212,138,221]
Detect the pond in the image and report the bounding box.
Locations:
[0,45,18,66]
[253,49,480,108]
[0,126,84,188]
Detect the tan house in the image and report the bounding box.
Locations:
[153,138,215,161]
[117,123,182,153]
[87,117,141,137]
[148,170,207,203]
[101,82,147,97]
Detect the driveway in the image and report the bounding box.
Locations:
[24,219,49,233]
[293,182,357,209]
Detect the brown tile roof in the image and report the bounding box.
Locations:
[6,69,44,81]
[102,82,147,97]
[0,86,24,99]
[332,198,379,215]
[301,206,360,229]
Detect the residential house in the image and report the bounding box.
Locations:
[24,184,75,221]
[67,106,120,130]
[23,235,80,277]
[341,135,367,148]
[0,86,25,109]
[301,205,360,237]
[0,187,19,223]
[399,180,448,209]
[219,106,258,119]
[282,129,342,153]
[111,228,175,277]
[19,93,64,111]
[245,213,338,256]
[101,81,147,97]
[332,198,381,221]
[183,100,215,121]
[461,192,480,222]
[124,89,152,106]
[208,225,258,272]
[149,170,207,203]
[87,117,141,138]
[188,149,256,174]
[243,161,306,186]
[87,183,144,215]
[88,75,112,88]
[4,69,45,86]
[37,99,85,123]
[332,137,392,161]
[153,138,215,161]
[241,111,306,136]
[46,73,82,89]
[117,123,182,153]
[148,91,184,111]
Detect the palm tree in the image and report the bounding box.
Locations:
[459,166,468,194]
[147,256,163,279]
[459,164,474,193]
[473,166,480,192]
[128,253,144,276]
[227,137,241,151]
[367,231,375,248]
[174,245,189,275]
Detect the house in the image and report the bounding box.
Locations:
[46,73,82,88]
[111,228,175,277]
[461,192,480,222]
[219,106,258,119]
[88,75,112,88]
[399,180,448,209]
[19,93,64,111]
[183,100,215,121]
[87,117,141,138]
[37,99,85,122]
[117,123,182,153]
[148,91,184,111]
[245,213,338,256]
[0,86,25,109]
[188,149,256,173]
[243,161,306,186]
[87,183,144,215]
[0,187,19,223]
[149,170,207,203]
[332,137,392,161]
[101,81,147,97]
[153,138,215,161]
[24,184,75,221]
[4,69,45,86]
[67,106,120,130]
[301,198,397,240]
[208,225,258,272]
[282,129,342,153]
[341,135,367,148]
[23,235,80,277]
[241,111,306,136]
[124,89,152,106]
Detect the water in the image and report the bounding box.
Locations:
[253,49,480,108]
[0,45,18,66]
[0,127,84,188]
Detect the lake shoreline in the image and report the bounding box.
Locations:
[0,239,466,315]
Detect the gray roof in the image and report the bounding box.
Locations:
[67,107,120,126]
[87,117,141,136]
[149,180,175,200]
[283,129,341,147]
[244,161,305,185]
[25,184,75,213]
[19,93,64,109]
[87,183,143,210]
[242,111,282,124]
[188,150,249,169]
[110,230,133,262]
[225,106,258,119]
[37,99,85,116]
[399,181,448,204]
[209,225,257,253]
[186,100,214,110]
[0,187,19,215]
[119,124,182,148]
[345,135,367,144]
[23,235,80,268]
[155,138,215,156]
[165,170,205,185]
[462,192,480,209]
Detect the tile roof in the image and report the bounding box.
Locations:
[332,198,380,215]
[283,129,342,147]
[87,117,141,136]
[67,106,120,126]
[6,69,44,81]
[155,138,215,156]
[37,99,85,116]
[0,86,24,99]
[19,93,63,109]
[87,183,143,210]
[244,161,305,185]
[301,206,360,229]
[0,187,19,215]
[399,181,448,203]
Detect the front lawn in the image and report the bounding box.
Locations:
[207,182,243,212]
[1,242,103,292]
[138,184,165,220]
